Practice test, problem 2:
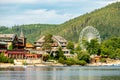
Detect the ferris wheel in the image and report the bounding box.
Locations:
[79,26,101,50]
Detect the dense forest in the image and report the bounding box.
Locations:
[0,2,120,43]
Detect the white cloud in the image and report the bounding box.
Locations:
[0,0,89,4]
[0,0,38,4]
[95,0,119,5]
[0,9,79,27]
[0,0,119,4]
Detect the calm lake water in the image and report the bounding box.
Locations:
[0,66,120,80]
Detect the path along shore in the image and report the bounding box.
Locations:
[87,60,120,66]
[0,63,64,68]
[0,60,120,68]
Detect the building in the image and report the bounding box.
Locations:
[0,30,26,50]
[4,50,41,59]
[90,55,101,63]
[25,43,34,50]
[0,30,43,60]
[5,50,28,59]
[34,35,70,55]
[0,30,27,59]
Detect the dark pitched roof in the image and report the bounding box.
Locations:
[0,34,17,42]
[36,35,67,43]
[36,36,45,42]
[53,36,67,43]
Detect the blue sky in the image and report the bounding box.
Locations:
[0,0,119,27]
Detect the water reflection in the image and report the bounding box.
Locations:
[0,67,25,71]
[0,66,120,80]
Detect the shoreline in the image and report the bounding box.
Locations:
[0,63,65,68]
[1,61,120,68]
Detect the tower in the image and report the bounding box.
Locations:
[20,29,26,48]
[20,29,24,38]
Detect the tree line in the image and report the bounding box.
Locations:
[41,33,120,66]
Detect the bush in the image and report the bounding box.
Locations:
[58,57,87,66]
[64,58,76,66]
[8,44,13,50]
[22,61,28,65]
[100,58,106,63]
[8,59,14,63]
[65,60,74,66]
[79,60,87,66]
[77,51,90,63]
[58,57,65,64]
[0,53,14,63]
[76,60,87,66]
[43,54,50,62]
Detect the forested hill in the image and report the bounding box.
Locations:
[0,24,57,43]
[0,2,120,43]
[44,2,120,42]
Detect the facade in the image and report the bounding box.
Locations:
[4,50,41,59]
[34,35,70,55]
[0,32,71,59]
[0,32,26,50]
[0,31,42,59]
[5,50,28,59]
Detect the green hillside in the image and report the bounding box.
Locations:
[0,24,57,43]
[0,2,120,43]
[43,2,120,42]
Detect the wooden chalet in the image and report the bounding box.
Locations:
[0,30,42,59]
[34,35,70,55]
[0,32,26,50]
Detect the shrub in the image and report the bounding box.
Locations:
[76,60,87,66]
[0,53,14,63]
[64,58,76,66]
[100,58,106,63]
[22,61,27,65]
[58,57,65,64]
[43,54,50,62]
[8,44,13,50]
[77,51,90,63]
[65,60,74,66]
[8,59,14,63]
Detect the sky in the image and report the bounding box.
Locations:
[0,0,119,27]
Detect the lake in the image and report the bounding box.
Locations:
[0,66,120,80]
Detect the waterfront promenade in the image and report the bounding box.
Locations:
[0,60,120,68]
